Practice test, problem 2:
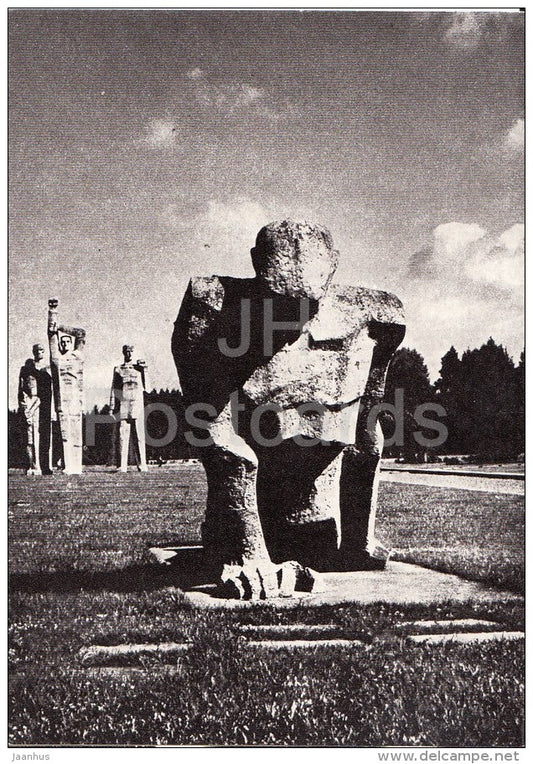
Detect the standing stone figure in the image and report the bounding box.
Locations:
[18,343,52,475]
[173,219,406,599]
[48,299,85,475]
[110,345,148,473]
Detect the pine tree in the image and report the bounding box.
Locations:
[383,347,434,460]
[435,346,463,453]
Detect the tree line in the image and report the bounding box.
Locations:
[382,338,524,462]
[8,337,524,466]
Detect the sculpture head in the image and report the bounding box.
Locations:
[48,298,58,310]
[122,345,134,363]
[58,335,73,355]
[32,344,45,362]
[251,220,338,300]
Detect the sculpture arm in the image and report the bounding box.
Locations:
[17,367,26,409]
[47,301,63,412]
[355,320,406,452]
[109,369,120,412]
[48,321,60,364]
[138,365,149,393]
[57,323,84,336]
[19,372,40,419]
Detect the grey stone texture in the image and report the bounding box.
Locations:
[173,220,405,598]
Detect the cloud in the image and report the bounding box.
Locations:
[433,222,486,261]
[408,245,435,277]
[465,223,523,289]
[186,70,286,122]
[205,198,271,234]
[140,119,178,150]
[472,117,524,162]
[409,220,523,294]
[504,118,524,153]
[196,82,264,110]
[194,79,264,110]
[441,11,522,49]
[160,196,276,275]
[186,67,204,81]
[404,220,523,378]
[444,13,484,48]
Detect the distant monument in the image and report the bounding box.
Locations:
[48,299,86,475]
[18,343,52,475]
[110,345,148,473]
[173,219,405,599]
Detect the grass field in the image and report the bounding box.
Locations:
[8,466,525,747]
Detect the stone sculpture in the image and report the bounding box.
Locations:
[48,299,85,475]
[18,343,52,475]
[173,220,405,599]
[110,345,148,472]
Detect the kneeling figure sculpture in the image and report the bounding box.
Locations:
[173,220,405,598]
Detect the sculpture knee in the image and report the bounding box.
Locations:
[202,442,258,477]
[354,416,384,459]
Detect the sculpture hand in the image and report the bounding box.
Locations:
[218,557,280,600]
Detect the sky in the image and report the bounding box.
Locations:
[8,9,524,409]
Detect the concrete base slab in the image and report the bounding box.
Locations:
[407,631,524,645]
[183,561,522,609]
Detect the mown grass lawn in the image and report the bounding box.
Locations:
[8,467,525,747]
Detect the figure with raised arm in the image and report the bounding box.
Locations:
[48,299,85,475]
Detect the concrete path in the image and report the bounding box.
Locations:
[380,470,524,495]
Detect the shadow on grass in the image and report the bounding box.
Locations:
[9,548,212,594]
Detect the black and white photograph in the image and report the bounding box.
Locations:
[7,5,525,752]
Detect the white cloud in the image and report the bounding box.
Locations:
[160,197,276,276]
[445,13,484,48]
[504,118,524,153]
[410,220,523,295]
[195,80,264,110]
[205,198,271,234]
[186,70,286,122]
[498,222,524,252]
[403,219,523,379]
[465,223,523,289]
[433,222,486,261]
[141,119,178,150]
[472,117,524,162]
[186,67,204,81]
